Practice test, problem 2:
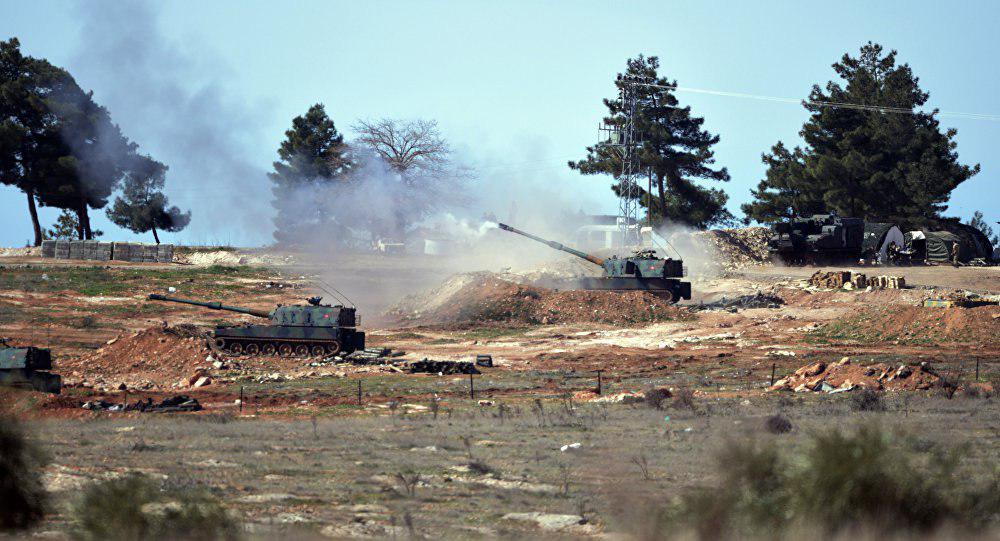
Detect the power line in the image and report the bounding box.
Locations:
[634,82,1000,121]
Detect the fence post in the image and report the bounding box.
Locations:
[469,373,475,400]
[239,386,244,413]
[596,370,603,395]
[770,363,776,386]
[357,380,362,406]
[976,359,980,382]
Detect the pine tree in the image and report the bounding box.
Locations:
[46,210,83,240]
[0,38,73,245]
[106,155,190,244]
[1,38,140,242]
[743,43,979,228]
[968,211,998,247]
[268,104,351,244]
[570,55,733,229]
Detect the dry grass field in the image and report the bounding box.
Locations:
[1,251,998,539]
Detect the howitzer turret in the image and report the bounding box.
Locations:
[147,294,365,357]
[0,339,61,393]
[497,223,691,302]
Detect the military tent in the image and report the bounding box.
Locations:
[937,221,995,262]
[906,231,978,264]
[862,222,905,263]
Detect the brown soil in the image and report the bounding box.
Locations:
[820,304,1000,345]
[771,357,945,392]
[387,273,689,326]
[58,325,216,390]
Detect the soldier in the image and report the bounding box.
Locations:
[886,241,901,265]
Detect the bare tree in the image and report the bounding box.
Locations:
[353,119,450,181]
[349,118,471,241]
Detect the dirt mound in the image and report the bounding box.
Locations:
[172,248,296,267]
[386,273,688,326]
[770,357,944,393]
[0,246,41,257]
[58,325,215,391]
[815,304,1000,345]
[694,227,770,271]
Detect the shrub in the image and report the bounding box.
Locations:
[652,423,1000,539]
[671,387,697,411]
[850,388,885,412]
[763,414,792,434]
[643,387,671,410]
[71,474,241,541]
[0,416,47,532]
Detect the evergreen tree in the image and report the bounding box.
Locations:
[968,211,998,247]
[570,55,733,229]
[46,210,83,240]
[743,43,979,228]
[268,104,351,244]
[0,38,73,245]
[36,89,135,240]
[1,38,139,242]
[106,155,190,244]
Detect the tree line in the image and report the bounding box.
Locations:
[576,43,987,233]
[5,37,992,248]
[1,38,188,245]
[269,105,465,246]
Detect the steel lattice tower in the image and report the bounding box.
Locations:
[599,75,648,248]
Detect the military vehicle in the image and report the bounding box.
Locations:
[497,223,691,302]
[147,294,365,356]
[768,214,865,265]
[0,339,61,393]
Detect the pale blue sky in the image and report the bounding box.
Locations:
[1,0,998,246]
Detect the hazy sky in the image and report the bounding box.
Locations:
[2,0,998,246]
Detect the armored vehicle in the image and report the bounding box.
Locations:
[147,294,365,357]
[498,223,691,302]
[768,214,864,265]
[0,339,61,393]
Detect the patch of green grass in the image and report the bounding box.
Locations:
[381,332,426,341]
[462,326,534,340]
[0,266,271,298]
[87,303,171,317]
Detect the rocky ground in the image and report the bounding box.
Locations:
[1,243,998,538]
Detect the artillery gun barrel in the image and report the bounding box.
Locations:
[147,294,271,318]
[497,223,605,266]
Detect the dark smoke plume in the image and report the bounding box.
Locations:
[69,0,272,245]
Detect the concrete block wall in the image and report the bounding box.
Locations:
[40,240,174,263]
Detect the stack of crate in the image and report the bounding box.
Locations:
[39,240,174,263]
[111,242,136,262]
[40,240,57,258]
[156,244,174,263]
[53,241,71,259]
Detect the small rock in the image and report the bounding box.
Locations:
[560,442,582,452]
[193,376,212,388]
[503,512,584,531]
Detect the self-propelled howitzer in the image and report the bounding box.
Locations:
[497,223,691,302]
[147,294,365,357]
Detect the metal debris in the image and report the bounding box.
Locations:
[409,359,480,375]
[82,395,203,413]
[691,292,784,312]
